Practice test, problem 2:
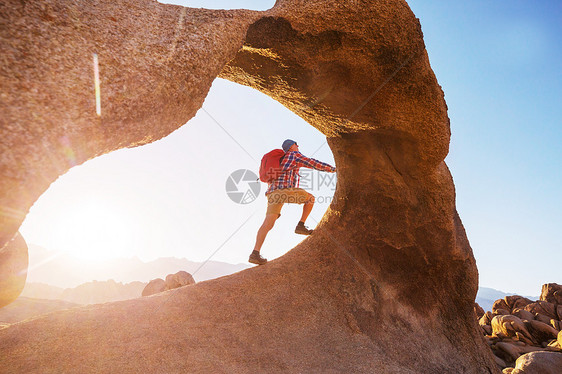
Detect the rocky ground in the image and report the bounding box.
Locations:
[475,283,562,373]
[0,297,79,325]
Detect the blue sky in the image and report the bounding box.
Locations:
[20,1,561,296]
[408,0,562,295]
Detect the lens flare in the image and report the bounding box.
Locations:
[59,136,77,167]
[93,53,101,116]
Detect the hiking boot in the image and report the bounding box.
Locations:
[249,252,267,265]
[295,222,314,235]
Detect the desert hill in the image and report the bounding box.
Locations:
[26,244,250,288]
[0,297,79,325]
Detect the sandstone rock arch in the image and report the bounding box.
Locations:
[0,0,500,372]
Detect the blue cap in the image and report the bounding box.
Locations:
[282,139,297,152]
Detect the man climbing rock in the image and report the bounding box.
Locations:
[249,139,336,265]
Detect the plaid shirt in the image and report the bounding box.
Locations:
[266,151,336,194]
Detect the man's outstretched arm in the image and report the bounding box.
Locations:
[293,152,336,172]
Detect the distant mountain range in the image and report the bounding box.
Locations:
[1,245,252,324]
[476,287,539,313]
[4,284,540,326]
[2,245,539,324]
[25,244,251,288]
[21,279,147,305]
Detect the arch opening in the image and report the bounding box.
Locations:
[18,78,336,289]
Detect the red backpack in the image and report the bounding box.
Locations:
[259,149,286,183]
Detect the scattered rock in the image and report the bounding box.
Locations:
[474,302,485,319]
[480,311,494,326]
[479,283,562,371]
[506,296,533,312]
[525,320,559,344]
[534,313,552,325]
[513,308,534,322]
[495,308,511,316]
[524,301,557,320]
[546,339,561,351]
[142,271,195,297]
[491,315,535,342]
[141,278,167,297]
[495,342,542,363]
[482,324,493,335]
[494,354,507,369]
[540,284,562,305]
[510,351,562,374]
[494,299,511,314]
[165,271,195,290]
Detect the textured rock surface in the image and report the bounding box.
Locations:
[142,278,167,297]
[505,296,533,312]
[164,270,195,289]
[475,302,485,319]
[0,232,28,308]
[541,283,562,305]
[0,297,79,324]
[525,301,557,320]
[526,320,558,344]
[513,308,535,322]
[142,271,195,296]
[0,0,499,372]
[0,0,259,249]
[509,351,562,374]
[491,315,534,343]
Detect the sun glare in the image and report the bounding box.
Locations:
[31,197,136,261]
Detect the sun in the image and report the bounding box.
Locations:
[45,198,136,261]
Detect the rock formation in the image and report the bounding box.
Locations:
[477,283,562,373]
[142,270,195,296]
[541,283,562,305]
[0,233,28,308]
[1,0,499,372]
[141,278,167,297]
[504,351,562,374]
